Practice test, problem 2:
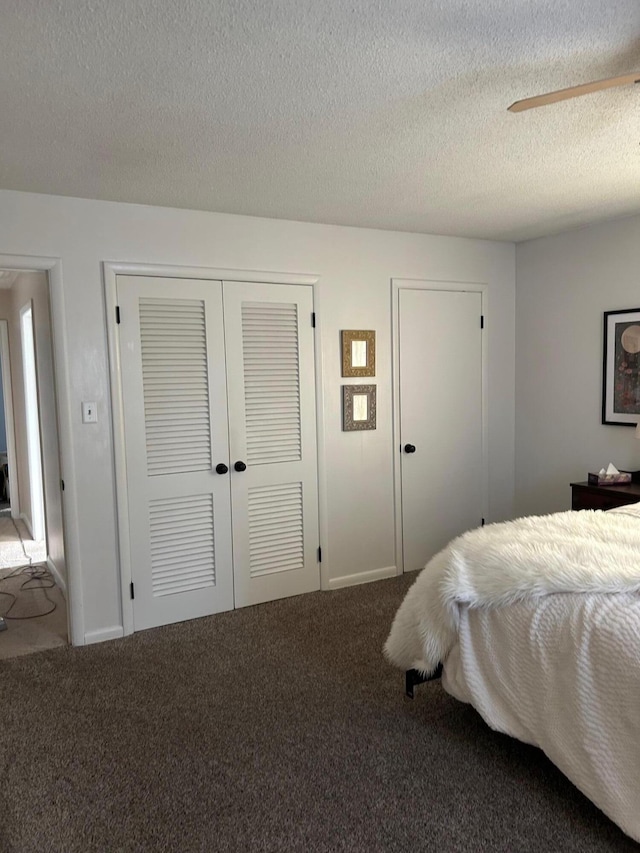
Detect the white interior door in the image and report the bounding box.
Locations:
[399,288,483,572]
[117,274,320,630]
[118,276,234,631]
[223,282,320,607]
[20,302,46,542]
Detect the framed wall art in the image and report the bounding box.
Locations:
[602,307,640,425]
[342,384,376,431]
[341,330,375,377]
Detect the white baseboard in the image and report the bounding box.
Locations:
[327,565,397,591]
[19,512,34,539]
[84,625,124,645]
[46,557,66,598]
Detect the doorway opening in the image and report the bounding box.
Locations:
[0,269,68,659]
[0,316,15,520]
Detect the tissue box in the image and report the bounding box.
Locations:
[587,471,632,486]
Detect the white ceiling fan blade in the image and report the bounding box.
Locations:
[508,73,640,112]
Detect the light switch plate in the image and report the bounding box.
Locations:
[82,401,98,423]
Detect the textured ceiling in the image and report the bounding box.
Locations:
[1,0,639,241]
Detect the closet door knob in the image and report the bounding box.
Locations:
[215,463,229,475]
[404,444,416,454]
[234,460,247,472]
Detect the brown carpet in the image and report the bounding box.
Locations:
[0,575,636,852]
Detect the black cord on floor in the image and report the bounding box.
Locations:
[0,518,56,620]
[0,564,57,619]
[11,516,32,567]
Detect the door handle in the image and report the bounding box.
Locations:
[234,460,247,472]
[404,444,416,454]
[215,463,229,475]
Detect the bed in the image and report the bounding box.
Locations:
[384,505,640,843]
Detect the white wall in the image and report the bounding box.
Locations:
[516,214,640,517]
[0,189,515,644]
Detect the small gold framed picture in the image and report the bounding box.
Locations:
[342,384,376,431]
[341,330,375,377]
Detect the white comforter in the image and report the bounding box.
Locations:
[385,506,640,841]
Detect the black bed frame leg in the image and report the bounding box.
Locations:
[405,664,442,699]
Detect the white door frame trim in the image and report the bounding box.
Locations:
[391,278,489,575]
[0,320,19,519]
[103,261,327,637]
[0,253,79,645]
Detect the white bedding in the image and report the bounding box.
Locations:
[443,593,640,842]
[385,505,640,841]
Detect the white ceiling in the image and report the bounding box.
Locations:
[1,0,639,242]
[0,271,19,289]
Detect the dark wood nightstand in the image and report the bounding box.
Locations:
[570,481,640,511]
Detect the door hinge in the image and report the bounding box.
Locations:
[60,479,65,491]
[481,518,485,526]
[480,315,484,329]
[130,582,135,600]
[311,312,316,328]
[116,305,121,324]
[317,546,322,562]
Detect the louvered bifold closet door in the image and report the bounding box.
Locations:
[223,282,320,607]
[117,276,233,631]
